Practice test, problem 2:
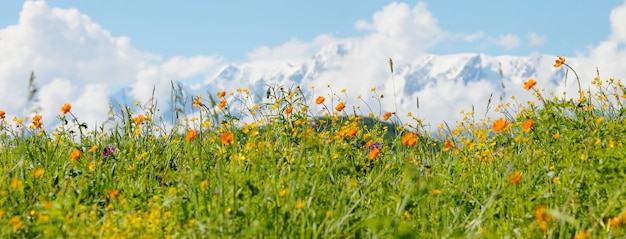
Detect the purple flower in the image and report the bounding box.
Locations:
[103,145,116,158]
[367,142,380,153]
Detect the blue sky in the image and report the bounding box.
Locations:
[1,1,623,61]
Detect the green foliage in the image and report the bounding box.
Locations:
[0,62,626,238]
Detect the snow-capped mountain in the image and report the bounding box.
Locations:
[109,44,569,127]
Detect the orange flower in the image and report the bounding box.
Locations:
[335,102,346,111]
[220,132,234,145]
[553,56,565,68]
[383,112,392,121]
[70,149,81,161]
[522,119,535,132]
[186,129,197,142]
[534,205,551,232]
[217,91,226,99]
[33,169,44,178]
[32,115,43,129]
[443,139,454,152]
[218,100,227,109]
[108,189,120,199]
[402,132,417,147]
[295,200,306,209]
[572,230,591,239]
[523,78,537,91]
[508,171,522,184]
[192,96,203,108]
[315,96,325,105]
[133,114,144,125]
[492,118,508,133]
[284,105,293,115]
[0,110,5,119]
[369,147,380,160]
[60,103,71,114]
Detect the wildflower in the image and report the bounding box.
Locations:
[9,216,21,231]
[224,208,232,214]
[335,102,346,111]
[402,132,417,147]
[315,96,325,104]
[534,205,551,232]
[200,179,208,191]
[295,200,306,209]
[369,147,380,160]
[523,78,537,91]
[217,91,226,99]
[492,118,508,133]
[103,146,116,158]
[88,162,95,172]
[218,100,227,109]
[572,230,591,239]
[60,103,71,114]
[33,169,44,178]
[0,110,5,119]
[553,56,565,68]
[278,189,287,197]
[133,114,144,125]
[508,171,522,184]
[383,112,392,121]
[430,189,442,195]
[192,96,203,108]
[443,139,454,152]
[70,149,81,161]
[220,132,234,145]
[186,129,197,142]
[284,105,293,114]
[522,119,535,132]
[10,179,22,189]
[108,189,120,199]
[32,115,43,129]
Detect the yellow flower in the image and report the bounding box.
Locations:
[108,189,120,199]
[10,179,22,189]
[9,216,21,231]
[553,56,565,68]
[192,95,203,108]
[60,103,71,114]
[33,169,44,178]
[70,149,81,161]
[523,78,537,91]
[492,118,508,133]
[295,200,306,209]
[534,205,551,233]
[186,129,197,142]
[315,96,325,105]
[278,189,287,198]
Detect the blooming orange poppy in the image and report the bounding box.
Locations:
[217,91,226,99]
[60,103,71,114]
[553,56,565,68]
[383,112,392,121]
[402,132,417,146]
[133,115,144,125]
[443,139,454,152]
[523,78,537,91]
[369,147,380,160]
[220,132,234,145]
[32,115,43,129]
[186,129,197,142]
[335,102,346,111]
[492,118,508,133]
[218,100,227,109]
[70,149,81,161]
[316,96,325,104]
[522,119,535,132]
[508,171,522,184]
[0,110,5,119]
[284,105,293,114]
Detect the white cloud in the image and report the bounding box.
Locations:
[497,34,521,50]
[610,2,626,43]
[527,32,546,46]
[0,1,221,128]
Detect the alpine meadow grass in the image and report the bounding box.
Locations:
[0,56,626,238]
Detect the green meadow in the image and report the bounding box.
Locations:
[1,57,625,238]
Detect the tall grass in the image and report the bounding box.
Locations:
[0,56,625,238]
